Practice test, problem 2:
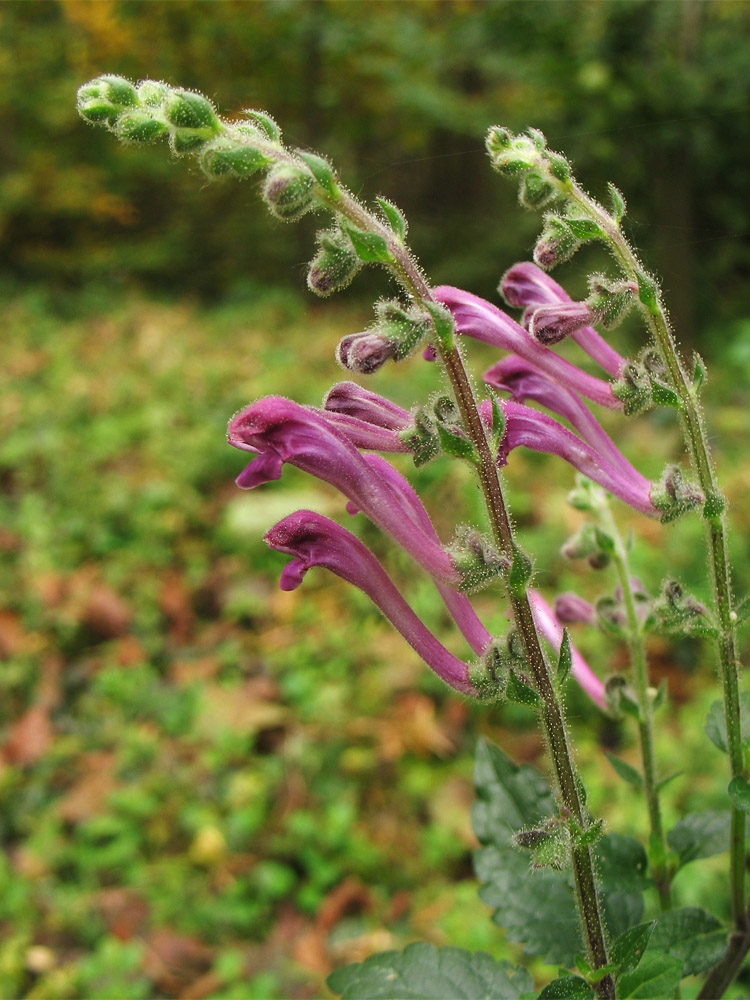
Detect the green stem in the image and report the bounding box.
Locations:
[595,497,671,911]
[326,191,614,995]
[568,180,746,939]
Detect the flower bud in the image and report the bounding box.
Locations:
[519,170,556,209]
[77,74,138,126]
[336,331,395,374]
[373,300,431,361]
[553,592,596,625]
[399,407,440,467]
[263,164,316,221]
[200,136,271,179]
[449,526,508,592]
[586,275,636,330]
[533,215,580,269]
[528,301,598,345]
[651,465,704,523]
[137,80,170,108]
[114,110,169,143]
[307,227,361,296]
[165,89,220,132]
[469,642,509,703]
[561,523,610,569]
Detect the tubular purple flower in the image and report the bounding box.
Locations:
[499,262,625,378]
[493,399,658,517]
[336,331,395,374]
[554,592,597,626]
[529,590,606,710]
[265,510,478,696]
[321,381,411,452]
[433,285,619,409]
[228,396,459,584]
[528,301,598,346]
[484,355,642,473]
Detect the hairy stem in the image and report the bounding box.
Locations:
[596,498,671,912]
[568,180,745,940]
[326,189,613,993]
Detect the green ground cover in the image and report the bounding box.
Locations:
[1,285,749,998]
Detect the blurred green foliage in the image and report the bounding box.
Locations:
[1,0,750,345]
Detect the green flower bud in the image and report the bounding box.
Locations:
[519,170,556,209]
[165,89,221,132]
[114,110,169,143]
[586,275,636,330]
[137,80,170,108]
[307,227,361,296]
[399,408,439,467]
[533,214,580,269]
[169,130,209,154]
[651,465,703,523]
[77,74,138,126]
[373,299,431,361]
[485,125,513,156]
[200,137,271,179]
[242,109,281,143]
[263,163,316,221]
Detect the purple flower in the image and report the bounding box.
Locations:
[484,355,642,473]
[265,510,478,696]
[499,262,625,378]
[527,301,598,346]
[490,398,658,517]
[336,331,395,374]
[553,592,597,626]
[228,396,458,584]
[529,590,606,709]
[321,381,411,452]
[434,285,619,409]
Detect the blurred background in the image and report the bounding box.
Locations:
[2,1,750,997]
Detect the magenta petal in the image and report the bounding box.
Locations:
[434,285,619,409]
[236,451,284,489]
[529,590,606,710]
[266,511,477,696]
[280,558,308,591]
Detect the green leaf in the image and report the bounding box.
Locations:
[649,907,727,977]
[705,692,750,752]
[616,953,682,999]
[557,629,572,686]
[607,182,626,224]
[436,423,477,463]
[326,943,534,999]
[649,378,681,410]
[565,217,603,241]
[342,225,393,264]
[296,150,339,198]
[376,197,407,240]
[667,811,730,865]
[472,739,556,846]
[537,976,593,999]
[509,543,533,597]
[692,352,707,391]
[728,776,750,813]
[489,391,506,453]
[604,753,644,790]
[506,669,540,707]
[473,743,646,966]
[609,922,654,977]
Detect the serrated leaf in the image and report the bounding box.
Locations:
[705,692,750,752]
[609,922,654,977]
[557,629,572,686]
[376,197,407,240]
[616,952,682,999]
[537,976,593,999]
[667,810,730,865]
[604,753,644,790]
[728,776,750,813]
[343,225,393,264]
[297,150,339,197]
[649,907,727,977]
[473,742,646,966]
[327,942,534,999]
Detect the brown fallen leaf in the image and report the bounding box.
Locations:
[80,585,132,639]
[159,571,195,645]
[57,752,116,823]
[142,928,213,997]
[3,705,53,766]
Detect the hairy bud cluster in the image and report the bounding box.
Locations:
[651,465,704,523]
[561,522,611,570]
[449,526,509,593]
[652,580,717,638]
[307,225,361,295]
[335,299,432,374]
